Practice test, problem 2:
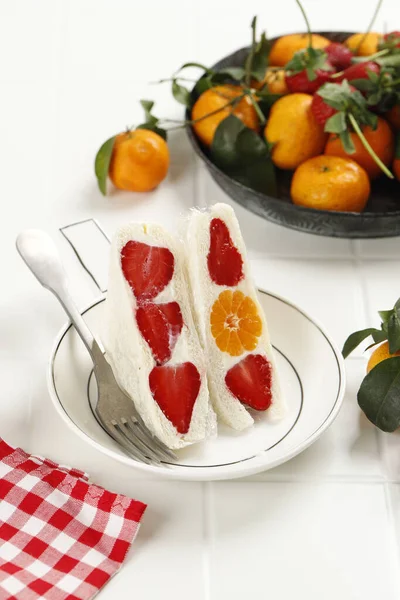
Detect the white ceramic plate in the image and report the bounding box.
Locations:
[48,290,345,481]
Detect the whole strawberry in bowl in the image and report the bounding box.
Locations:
[325,42,353,70]
[285,46,334,93]
[335,60,381,83]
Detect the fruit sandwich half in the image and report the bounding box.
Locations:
[186,203,285,430]
[104,223,215,450]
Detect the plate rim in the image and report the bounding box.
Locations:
[47,289,346,481]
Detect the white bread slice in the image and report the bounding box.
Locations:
[103,222,215,449]
[186,203,285,430]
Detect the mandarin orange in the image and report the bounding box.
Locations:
[191,85,259,147]
[109,129,169,192]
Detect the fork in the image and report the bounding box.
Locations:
[16,229,177,466]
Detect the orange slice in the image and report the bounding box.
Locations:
[210,290,262,356]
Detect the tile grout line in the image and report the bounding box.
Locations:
[201,481,213,600]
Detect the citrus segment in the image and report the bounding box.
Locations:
[210,290,262,356]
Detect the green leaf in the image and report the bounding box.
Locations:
[378,55,400,68]
[380,310,394,323]
[339,129,356,154]
[395,133,400,159]
[210,115,244,170]
[388,310,400,353]
[358,356,400,432]
[306,67,316,81]
[137,99,167,139]
[94,136,115,196]
[394,298,400,310]
[372,329,389,343]
[368,70,380,84]
[175,62,213,75]
[286,47,331,76]
[257,94,282,117]
[351,78,376,92]
[251,32,271,81]
[140,100,157,124]
[210,114,277,195]
[365,338,387,352]
[211,67,246,84]
[342,328,384,359]
[172,79,191,106]
[235,127,272,163]
[193,75,213,97]
[325,111,347,134]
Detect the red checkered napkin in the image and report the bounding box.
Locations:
[0,439,146,600]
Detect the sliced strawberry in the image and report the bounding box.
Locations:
[136,302,183,365]
[225,354,272,411]
[325,43,353,70]
[207,218,244,286]
[337,61,380,83]
[121,241,174,302]
[149,362,201,434]
[285,68,333,94]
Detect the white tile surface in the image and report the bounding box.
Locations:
[103,482,205,600]
[387,485,400,558]
[253,359,382,481]
[359,260,400,324]
[210,482,400,600]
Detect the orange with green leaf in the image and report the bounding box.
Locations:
[343,297,400,432]
[95,101,169,195]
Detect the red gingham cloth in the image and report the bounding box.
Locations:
[0,439,146,600]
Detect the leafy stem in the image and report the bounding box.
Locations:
[162,94,246,131]
[245,16,258,85]
[351,48,388,63]
[244,88,266,124]
[295,0,312,48]
[355,0,384,53]
[348,113,394,178]
[154,76,197,84]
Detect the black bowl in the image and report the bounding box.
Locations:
[186,31,400,238]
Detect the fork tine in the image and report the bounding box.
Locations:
[127,416,177,462]
[110,420,153,464]
[129,412,178,461]
[120,418,163,464]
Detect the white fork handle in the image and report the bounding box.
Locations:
[16,229,95,354]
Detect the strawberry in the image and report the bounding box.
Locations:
[382,31,400,49]
[207,218,243,286]
[225,354,272,411]
[121,241,174,302]
[286,68,332,94]
[311,83,357,126]
[285,47,334,94]
[336,61,380,83]
[311,91,337,125]
[136,302,183,365]
[149,362,201,434]
[325,42,353,70]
